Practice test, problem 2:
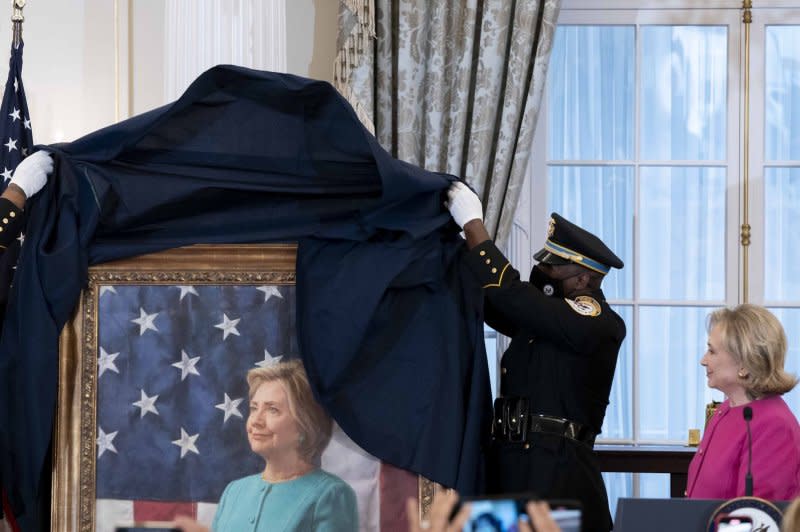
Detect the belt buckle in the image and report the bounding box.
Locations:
[564,421,578,441]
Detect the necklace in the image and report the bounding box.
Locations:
[261,465,314,483]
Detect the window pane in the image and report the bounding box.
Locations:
[641,26,727,161]
[765,168,800,301]
[600,306,633,440]
[639,166,726,301]
[484,325,499,399]
[602,472,632,521]
[768,308,800,419]
[766,26,800,161]
[639,473,670,498]
[549,26,635,160]
[639,306,720,441]
[548,166,634,299]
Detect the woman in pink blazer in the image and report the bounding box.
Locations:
[686,304,800,500]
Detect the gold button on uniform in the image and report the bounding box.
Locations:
[2,218,7,224]
[9,211,15,218]
[501,367,507,375]
[479,250,486,256]
[491,268,497,273]
[523,443,530,450]
[485,259,491,264]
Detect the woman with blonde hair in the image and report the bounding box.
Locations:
[783,497,800,532]
[175,359,357,531]
[686,304,800,499]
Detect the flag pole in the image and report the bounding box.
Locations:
[11,0,24,48]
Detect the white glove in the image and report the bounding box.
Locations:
[10,150,53,199]
[445,181,483,228]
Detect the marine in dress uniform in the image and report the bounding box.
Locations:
[446,182,626,532]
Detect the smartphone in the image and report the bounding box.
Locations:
[716,514,753,532]
[114,522,181,532]
[458,494,581,532]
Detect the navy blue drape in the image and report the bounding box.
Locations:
[0,66,490,530]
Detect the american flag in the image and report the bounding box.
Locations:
[0,41,33,532]
[0,41,32,291]
[93,284,415,532]
[0,42,32,195]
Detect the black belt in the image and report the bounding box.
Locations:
[491,397,596,447]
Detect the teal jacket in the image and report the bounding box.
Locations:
[212,469,358,532]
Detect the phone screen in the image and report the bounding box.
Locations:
[461,498,581,532]
[115,529,180,532]
[115,522,181,532]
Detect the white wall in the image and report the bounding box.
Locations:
[0,0,337,146]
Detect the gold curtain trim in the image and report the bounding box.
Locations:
[334,0,376,134]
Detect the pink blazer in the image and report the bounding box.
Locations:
[686,395,800,500]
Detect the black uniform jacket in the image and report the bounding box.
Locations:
[0,197,24,312]
[0,198,23,248]
[466,239,625,434]
[465,239,626,531]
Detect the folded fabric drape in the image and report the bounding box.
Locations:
[0,65,491,530]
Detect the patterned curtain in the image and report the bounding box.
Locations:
[335,0,560,245]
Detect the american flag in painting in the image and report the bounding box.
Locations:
[95,284,293,503]
[93,284,415,532]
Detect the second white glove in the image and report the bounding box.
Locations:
[10,150,53,199]
[445,181,483,229]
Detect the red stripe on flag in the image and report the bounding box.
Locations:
[1,488,19,532]
[133,501,196,522]
[379,464,417,532]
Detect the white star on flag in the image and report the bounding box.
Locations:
[23,117,30,130]
[4,137,17,152]
[172,427,200,458]
[12,77,17,92]
[8,107,19,121]
[131,307,159,335]
[133,389,160,418]
[256,348,282,367]
[1,167,11,181]
[20,147,27,156]
[215,393,243,423]
[172,349,201,381]
[98,347,120,377]
[176,285,199,301]
[256,286,283,302]
[97,427,118,458]
[214,313,241,340]
[100,286,117,297]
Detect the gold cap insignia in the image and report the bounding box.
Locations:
[547,217,555,237]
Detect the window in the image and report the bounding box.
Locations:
[503,1,800,510]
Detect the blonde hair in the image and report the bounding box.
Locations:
[783,497,800,532]
[708,304,798,400]
[247,359,332,463]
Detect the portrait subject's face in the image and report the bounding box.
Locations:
[247,380,302,461]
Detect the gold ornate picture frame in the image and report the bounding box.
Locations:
[51,244,438,532]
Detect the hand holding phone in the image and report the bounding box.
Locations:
[458,494,581,532]
[406,490,471,532]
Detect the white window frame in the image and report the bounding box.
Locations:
[747,9,800,307]
[515,7,744,446]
